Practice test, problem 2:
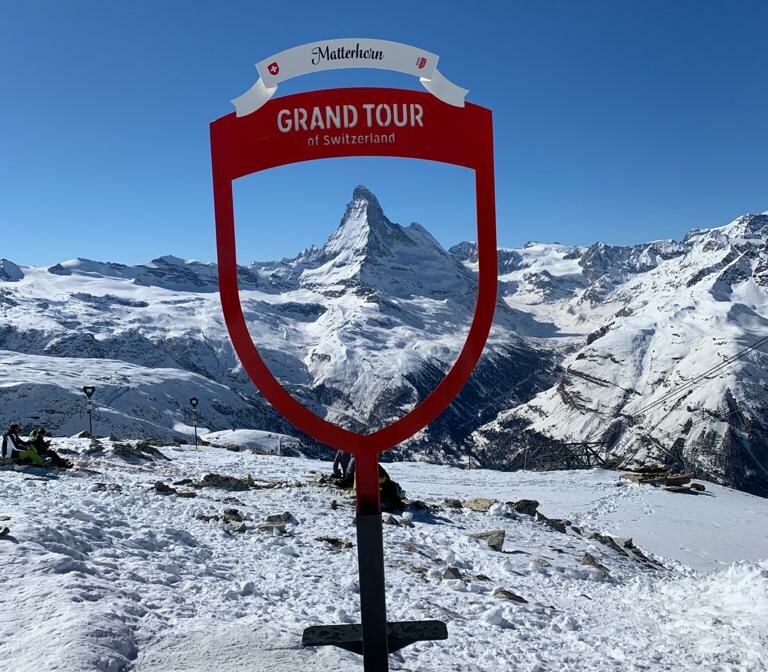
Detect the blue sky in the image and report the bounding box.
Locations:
[1,0,766,266]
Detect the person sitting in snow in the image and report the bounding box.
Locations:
[332,450,355,488]
[331,451,404,510]
[2,423,29,461]
[28,428,73,469]
[378,465,406,513]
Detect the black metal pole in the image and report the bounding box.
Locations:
[189,398,199,450]
[355,454,389,671]
[356,513,389,671]
[302,452,447,661]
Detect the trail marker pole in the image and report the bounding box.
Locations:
[82,386,95,437]
[190,397,199,450]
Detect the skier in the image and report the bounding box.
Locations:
[28,428,73,469]
[2,423,29,461]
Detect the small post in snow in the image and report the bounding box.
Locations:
[82,386,95,437]
[189,397,199,450]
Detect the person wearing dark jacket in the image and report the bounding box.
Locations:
[2,423,28,460]
[332,450,355,487]
[378,465,406,513]
[29,428,73,469]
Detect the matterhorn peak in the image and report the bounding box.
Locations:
[352,184,380,205]
[323,186,407,258]
[346,184,387,225]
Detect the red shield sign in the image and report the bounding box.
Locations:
[210,87,497,461]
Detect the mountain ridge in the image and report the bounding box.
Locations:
[1,189,767,495]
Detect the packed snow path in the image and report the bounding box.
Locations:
[0,440,766,671]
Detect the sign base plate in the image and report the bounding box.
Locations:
[302,619,448,655]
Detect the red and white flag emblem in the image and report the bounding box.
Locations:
[416,56,427,70]
[267,61,280,76]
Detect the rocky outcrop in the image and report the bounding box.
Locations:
[0,259,23,282]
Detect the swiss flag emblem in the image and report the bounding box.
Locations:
[267,61,280,76]
[416,56,427,70]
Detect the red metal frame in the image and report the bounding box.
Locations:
[211,87,497,511]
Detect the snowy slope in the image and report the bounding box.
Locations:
[1,445,766,672]
[459,213,768,496]
[0,349,280,441]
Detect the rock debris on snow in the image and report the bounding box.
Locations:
[265,511,298,525]
[509,498,540,516]
[470,529,506,552]
[316,536,353,551]
[463,497,498,512]
[581,552,611,578]
[492,587,529,604]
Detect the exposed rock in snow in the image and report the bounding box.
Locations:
[0,258,24,282]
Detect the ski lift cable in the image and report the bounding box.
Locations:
[614,384,768,470]
[649,384,768,443]
[638,333,768,413]
[633,335,768,417]
[631,355,745,419]
[494,333,768,469]
[624,385,768,476]
[568,334,768,458]
[631,334,768,418]
[622,378,768,464]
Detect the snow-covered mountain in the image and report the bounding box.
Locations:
[2,189,767,496]
[0,186,559,458]
[461,214,768,497]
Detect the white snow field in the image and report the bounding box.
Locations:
[1,440,766,672]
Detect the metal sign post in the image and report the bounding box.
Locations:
[189,397,199,449]
[353,453,391,668]
[82,385,95,437]
[210,38,498,671]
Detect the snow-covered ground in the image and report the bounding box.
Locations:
[1,439,766,671]
[387,464,768,572]
[200,429,301,454]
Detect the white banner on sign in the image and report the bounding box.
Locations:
[232,38,469,116]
